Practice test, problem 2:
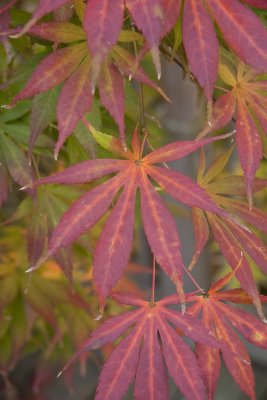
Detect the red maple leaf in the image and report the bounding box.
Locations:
[11,0,267,102]
[59,291,227,400]
[11,18,168,156]
[24,126,231,306]
[185,266,267,400]
[182,0,267,99]
[190,147,267,318]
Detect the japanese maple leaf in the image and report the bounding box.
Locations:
[181,0,267,99]
[59,291,226,400]
[190,147,267,318]
[82,0,181,84]
[11,20,168,156]
[11,0,179,81]
[198,61,267,207]
[185,268,267,400]
[25,126,231,306]
[78,0,267,93]
[10,0,267,101]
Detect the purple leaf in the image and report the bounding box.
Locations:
[183,0,218,99]
[93,170,137,305]
[98,62,125,146]
[55,56,92,157]
[47,170,127,258]
[84,0,124,87]
[11,43,88,105]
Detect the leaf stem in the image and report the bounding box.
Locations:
[214,85,230,93]
[182,264,205,293]
[131,23,146,131]
[140,129,147,158]
[151,256,156,305]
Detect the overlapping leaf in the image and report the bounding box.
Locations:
[0,102,34,205]
[83,0,182,83]
[199,62,267,206]
[60,292,226,400]
[11,0,71,37]
[190,148,267,318]
[181,0,267,99]
[186,269,267,400]
[9,0,267,104]
[25,127,231,305]
[29,86,59,160]
[84,0,124,85]
[12,19,168,154]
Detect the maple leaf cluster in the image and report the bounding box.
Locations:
[1,0,267,399]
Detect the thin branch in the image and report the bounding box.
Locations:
[151,256,156,305]
[132,23,146,130]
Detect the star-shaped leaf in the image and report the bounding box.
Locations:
[59,291,226,400]
[25,127,230,305]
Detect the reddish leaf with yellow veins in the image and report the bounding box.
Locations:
[206,0,267,71]
[11,43,88,104]
[235,97,262,208]
[161,0,181,37]
[83,0,124,87]
[139,170,183,288]
[126,0,164,78]
[60,292,225,400]
[186,271,267,400]
[183,0,218,99]
[98,61,125,146]
[93,170,138,305]
[27,128,229,303]
[55,56,92,158]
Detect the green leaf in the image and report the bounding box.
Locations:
[0,101,32,123]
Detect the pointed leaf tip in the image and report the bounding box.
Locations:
[94,313,103,321]
[25,253,50,273]
[19,184,31,191]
